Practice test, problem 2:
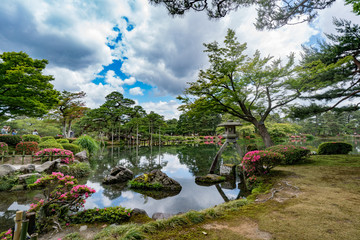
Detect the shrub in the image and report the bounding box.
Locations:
[74,136,99,155]
[0,142,8,154]
[35,148,74,164]
[40,136,56,142]
[266,145,310,164]
[61,143,81,154]
[38,139,64,150]
[67,138,77,143]
[0,229,12,240]
[241,150,284,177]
[305,134,315,141]
[60,162,91,178]
[70,206,132,224]
[246,144,258,152]
[318,142,353,155]
[0,135,22,146]
[57,139,70,144]
[15,142,39,155]
[22,134,41,143]
[0,176,18,191]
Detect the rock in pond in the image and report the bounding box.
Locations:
[130,169,182,191]
[35,159,61,174]
[195,174,226,185]
[103,166,134,184]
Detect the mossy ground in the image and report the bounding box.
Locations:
[44,154,360,240]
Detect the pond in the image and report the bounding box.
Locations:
[0,144,246,232]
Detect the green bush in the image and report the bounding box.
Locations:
[74,136,99,155]
[241,150,284,177]
[22,134,41,143]
[59,162,91,178]
[38,139,64,150]
[57,139,70,144]
[0,142,8,154]
[266,145,310,164]
[15,142,39,155]
[0,176,18,191]
[246,144,258,152]
[40,136,56,142]
[67,138,77,143]
[70,206,132,224]
[61,143,81,154]
[318,142,353,155]
[305,134,315,141]
[0,135,22,146]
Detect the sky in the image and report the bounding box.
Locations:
[0,0,359,120]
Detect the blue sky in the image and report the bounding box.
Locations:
[0,0,358,119]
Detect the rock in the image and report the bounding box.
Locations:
[130,169,182,191]
[35,160,60,174]
[18,173,42,185]
[220,164,236,179]
[103,166,134,184]
[132,208,148,217]
[0,164,16,177]
[75,150,88,161]
[79,225,88,232]
[11,185,25,191]
[19,164,36,174]
[152,212,175,220]
[195,174,225,184]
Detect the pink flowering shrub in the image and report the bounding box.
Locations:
[241,150,284,177]
[0,142,8,154]
[266,145,310,164]
[0,229,12,240]
[34,148,74,164]
[28,172,95,231]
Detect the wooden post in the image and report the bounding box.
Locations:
[31,152,34,164]
[14,211,23,240]
[26,212,36,236]
[12,151,15,164]
[20,219,29,240]
[1,151,4,164]
[21,151,25,165]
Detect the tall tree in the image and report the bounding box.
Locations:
[291,19,360,119]
[0,52,59,120]
[178,29,301,147]
[149,0,336,30]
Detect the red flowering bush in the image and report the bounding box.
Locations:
[241,150,284,177]
[266,145,310,164]
[34,148,74,164]
[0,229,12,240]
[15,142,39,155]
[28,172,95,231]
[0,142,8,154]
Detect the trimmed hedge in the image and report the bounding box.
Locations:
[38,139,64,150]
[56,139,69,144]
[59,162,91,178]
[15,142,39,155]
[61,143,81,154]
[0,135,22,146]
[40,136,56,142]
[266,145,310,164]
[22,134,41,143]
[318,142,352,155]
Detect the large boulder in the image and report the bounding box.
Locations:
[103,166,134,185]
[18,173,42,185]
[0,164,16,177]
[195,174,225,185]
[19,164,36,174]
[35,159,61,174]
[130,169,182,191]
[75,150,88,162]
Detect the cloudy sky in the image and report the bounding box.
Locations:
[0,0,358,119]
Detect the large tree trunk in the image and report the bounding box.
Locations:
[254,122,273,148]
[62,119,67,138]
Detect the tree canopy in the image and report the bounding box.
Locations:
[0,52,59,120]
[178,29,301,147]
[149,0,336,30]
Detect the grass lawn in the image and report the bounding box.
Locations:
[58,154,360,240]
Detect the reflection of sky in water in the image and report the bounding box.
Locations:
[84,149,242,217]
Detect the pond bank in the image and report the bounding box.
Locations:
[40,154,360,240]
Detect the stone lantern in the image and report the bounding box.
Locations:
[209,120,243,174]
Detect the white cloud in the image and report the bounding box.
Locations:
[141,100,181,120]
[129,87,144,96]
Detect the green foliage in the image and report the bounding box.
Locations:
[266,145,311,164]
[0,175,18,191]
[268,123,300,142]
[24,174,40,186]
[184,211,205,224]
[41,136,56,142]
[0,135,22,146]
[64,233,84,240]
[305,134,315,141]
[15,142,39,155]
[7,118,60,136]
[0,142,8,154]
[0,51,59,120]
[0,229,12,240]
[22,134,41,143]
[57,138,70,144]
[74,135,99,155]
[38,139,64,150]
[246,143,258,152]
[318,142,353,155]
[61,143,81,154]
[128,180,163,190]
[345,0,360,14]
[60,162,91,178]
[70,206,132,224]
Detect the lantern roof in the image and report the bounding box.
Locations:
[218,120,242,127]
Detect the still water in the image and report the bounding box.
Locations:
[0,144,245,232]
